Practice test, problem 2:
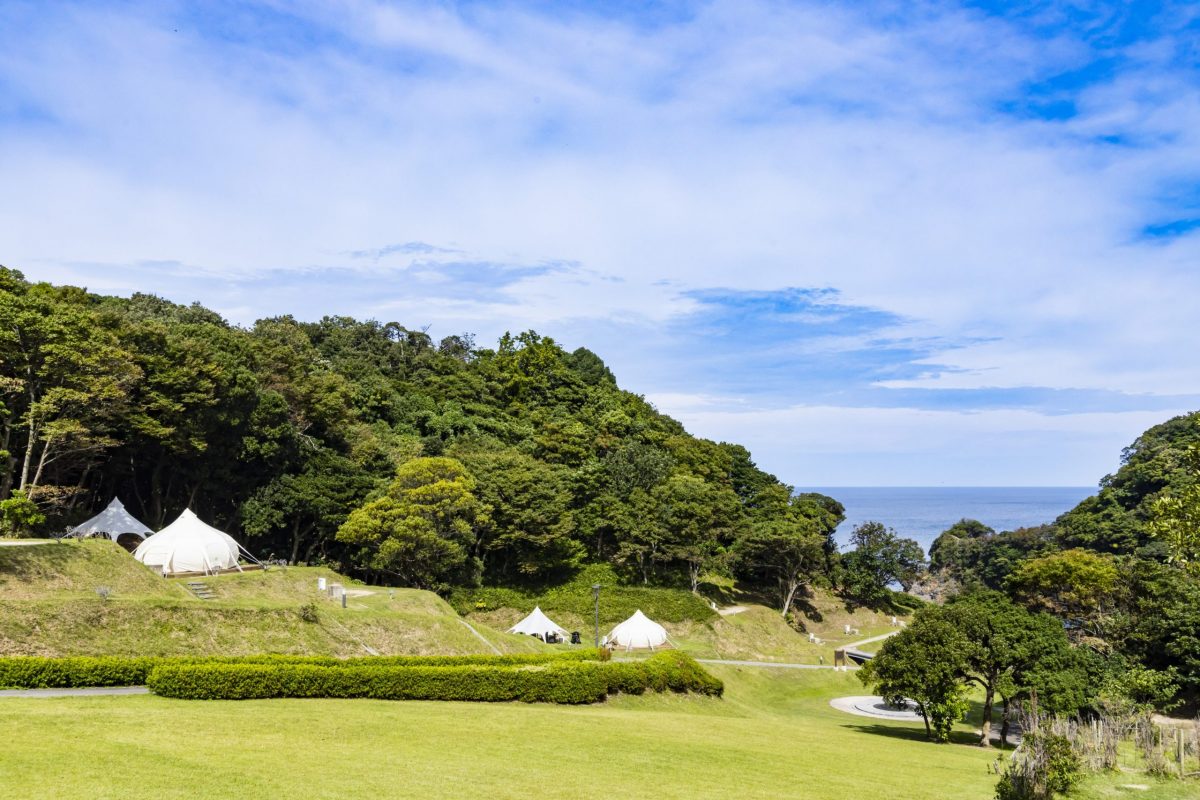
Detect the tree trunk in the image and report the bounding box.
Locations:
[689,561,701,593]
[0,421,14,498]
[999,696,1010,747]
[919,706,932,740]
[28,434,54,499]
[980,684,995,747]
[17,405,36,492]
[780,578,798,616]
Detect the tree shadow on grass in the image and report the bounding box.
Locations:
[841,721,982,748]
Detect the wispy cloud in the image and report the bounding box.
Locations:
[2,0,1199,483]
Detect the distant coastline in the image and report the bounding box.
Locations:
[799,486,1096,552]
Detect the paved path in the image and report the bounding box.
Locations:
[697,658,854,670]
[0,539,57,547]
[830,695,924,721]
[717,605,748,616]
[844,630,898,650]
[0,686,149,698]
[458,618,503,655]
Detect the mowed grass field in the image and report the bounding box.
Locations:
[1,666,997,800]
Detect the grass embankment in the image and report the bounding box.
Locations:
[0,540,536,657]
[461,575,905,664]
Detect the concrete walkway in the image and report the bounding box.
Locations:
[0,686,149,698]
[697,658,853,670]
[844,630,898,651]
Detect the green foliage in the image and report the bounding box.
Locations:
[337,457,487,589]
[1147,469,1200,572]
[0,490,45,536]
[1005,549,1118,620]
[733,490,843,614]
[142,650,717,704]
[858,612,971,742]
[147,662,610,704]
[840,521,926,610]
[0,651,612,689]
[1057,411,1200,555]
[994,730,1082,800]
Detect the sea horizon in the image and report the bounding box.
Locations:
[797,486,1097,553]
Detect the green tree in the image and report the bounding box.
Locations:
[1147,480,1200,572]
[858,612,972,742]
[336,457,488,589]
[943,591,1080,747]
[1006,548,1119,623]
[841,521,925,609]
[734,493,842,615]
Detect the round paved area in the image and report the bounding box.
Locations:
[829,695,924,721]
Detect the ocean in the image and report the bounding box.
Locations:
[800,487,1097,555]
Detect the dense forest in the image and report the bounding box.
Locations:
[0,267,869,609]
[5,267,1199,718]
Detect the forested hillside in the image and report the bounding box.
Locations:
[0,267,848,601]
[922,409,1200,713]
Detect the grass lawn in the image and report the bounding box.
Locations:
[0,666,1002,800]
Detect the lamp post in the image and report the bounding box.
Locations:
[592,584,601,648]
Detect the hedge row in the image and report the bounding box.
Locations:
[144,651,722,703]
[600,652,724,697]
[147,662,609,704]
[0,649,608,689]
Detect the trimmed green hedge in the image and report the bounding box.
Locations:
[147,662,609,704]
[0,650,609,690]
[143,651,721,703]
[600,652,724,697]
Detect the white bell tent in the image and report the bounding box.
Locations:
[607,609,669,651]
[68,497,153,541]
[133,508,251,576]
[507,606,569,640]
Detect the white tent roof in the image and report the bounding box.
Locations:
[608,609,669,650]
[507,606,569,638]
[69,497,153,541]
[133,508,243,575]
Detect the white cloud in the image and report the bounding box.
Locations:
[1,1,1198,483]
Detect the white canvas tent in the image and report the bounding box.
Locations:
[68,497,153,541]
[607,609,669,651]
[133,508,247,576]
[507,606,569,640]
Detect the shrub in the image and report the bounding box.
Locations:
[147,662,610,704]
[0,650,610,689]
[995,730,1082,800]
[599,652,723,697]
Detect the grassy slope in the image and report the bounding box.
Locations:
[472,587,905,664]
[0,540,539,657]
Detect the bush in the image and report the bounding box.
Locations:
[147,662,610,704]
[995,730,1082,800]
[599,652,724,697]
[0,650,610,689]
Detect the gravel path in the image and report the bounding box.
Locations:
[0,686,150,698]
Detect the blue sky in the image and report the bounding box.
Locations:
[2,0,1200,486]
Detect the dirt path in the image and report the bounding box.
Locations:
[717,605,748,616]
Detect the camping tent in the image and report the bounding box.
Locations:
[133,509,245,575]
[507,606,570,640]
[68,497,153,541]
[607,609,669,651]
